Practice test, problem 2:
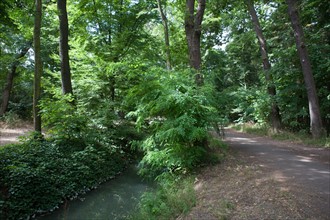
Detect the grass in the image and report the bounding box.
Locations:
[129,175,196,220]
[0,112,27,128]
[231,123,268,136]
[213,200,235,220]
[231,123,329,148]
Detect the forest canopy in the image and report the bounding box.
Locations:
[1,0,329,137]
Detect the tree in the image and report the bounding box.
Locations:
[157,0,172,70]
[0,42,31,116]
[184,0,206,85]
[33,0,42,132]
[57,0,73,95]
[286,0,324,138]
[0,1,34,118]
[245,0,281,132]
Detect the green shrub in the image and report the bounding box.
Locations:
[130,175,196,220]
[229,87,270,125]
[0,135,127,220]
[1,111,22,127]
[126,69,223,179]
[39,93,87,141]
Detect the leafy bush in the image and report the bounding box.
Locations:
[230,86,270,125]
[126,69,223,178]
[40,85,143,155]
[1,111,23,127]
[39,93,87,141]
[0,63,146,219]
[0,135,127,220]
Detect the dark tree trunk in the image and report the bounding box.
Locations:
[184,0,206,86]
[246,0,281,132]
[0,43,31,116]
[286,0,324,138]
[109,75,115,102]
[157,0,172,70]
[33,0,42,132]
[57,0,73,95]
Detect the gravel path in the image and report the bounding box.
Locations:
[226,130,330,215]
[184,129,330,219]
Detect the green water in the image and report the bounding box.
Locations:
[38,166,151,220]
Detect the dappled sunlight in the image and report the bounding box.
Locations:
[295,155,313,163]
[1,129,26,135]
[271,170,288,183]
[230,137,257,143]
[255,170,289,185]
[279,186,290,192]
[194,181,204,191]
[225,129,330,204]
[1,137,19,143]
[308,168,330,175]
[292,164,305,168]
[0,127,32,146]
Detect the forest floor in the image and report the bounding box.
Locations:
[182,129,330,220]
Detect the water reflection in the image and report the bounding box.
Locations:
[38,166,151,220]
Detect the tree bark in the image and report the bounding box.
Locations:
[184,0,206,86]
[246,0,281,132]
[33,0,42,132]
[157,0,172,70]
[57,0,73,95]
[0,42,31,116]
[286,0,324,138]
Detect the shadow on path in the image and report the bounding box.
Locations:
[224,129,330,215]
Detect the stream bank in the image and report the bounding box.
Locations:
[37,165,152,220]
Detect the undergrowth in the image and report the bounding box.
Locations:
[0,135,128,220]
[0,68,229,220]
[0,112,30,128]
[125,69,228,219]
[129,175,196,220]
[126,69,223,178]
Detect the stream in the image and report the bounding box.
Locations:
[38,165,152,220]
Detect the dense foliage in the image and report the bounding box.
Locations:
[1,1,328,132]
[0,0,329,219]
[0,135,127,219]
[130,176,196,220]
[126,69,223,178]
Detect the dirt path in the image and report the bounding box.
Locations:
[0,122,33,146]
[183,129,330,219]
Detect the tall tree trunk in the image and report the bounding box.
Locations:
[0,42,31,116]
[57,0,73,95]
[157,0,172,70]
[286,0,324,138]
[184,0,206,86]
[33,0,42,132]
[246,0,281,132]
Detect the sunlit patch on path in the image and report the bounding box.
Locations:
[0,125,33,146]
